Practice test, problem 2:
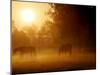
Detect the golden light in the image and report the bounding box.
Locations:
[12,1,53,32]
[20,8,36,25]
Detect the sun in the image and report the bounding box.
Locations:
[20,8,36,26]
[12,1,52,32]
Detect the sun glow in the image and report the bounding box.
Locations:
[20,8,36,25]
[12,1,52,32]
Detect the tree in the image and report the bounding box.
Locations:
[49,4,96,49]
[48,4,80,47]
[12,20,31,50]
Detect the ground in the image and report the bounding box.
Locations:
[12,48,96,74]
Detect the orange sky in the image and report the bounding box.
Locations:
[12,1,53,31]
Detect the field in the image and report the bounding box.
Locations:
[12,48,96,74]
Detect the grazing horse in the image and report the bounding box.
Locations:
[12,46,36,56]
[59,44,72,55]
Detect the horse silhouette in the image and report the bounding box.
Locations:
[12,46,36,56]
[59,44,72,55]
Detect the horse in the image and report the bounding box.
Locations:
[12,46,36,56]
[59,44,72,55]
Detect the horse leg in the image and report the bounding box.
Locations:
[69,47,72,55]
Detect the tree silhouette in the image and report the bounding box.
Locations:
[49,4,96,50]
